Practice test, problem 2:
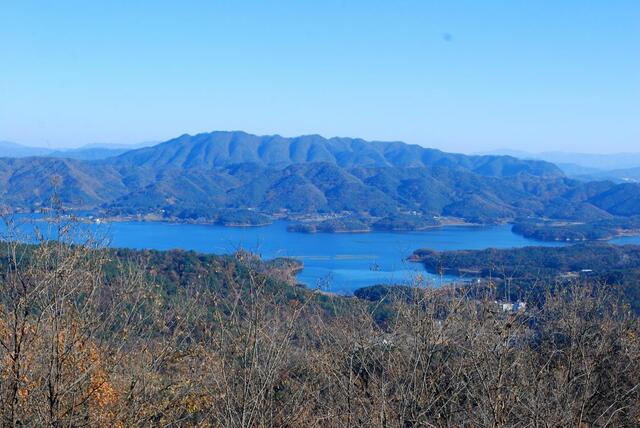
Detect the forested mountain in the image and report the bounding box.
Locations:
[112,131,563,176]
[1,131,639,229]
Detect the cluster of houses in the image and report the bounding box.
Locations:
[498,300,527,313]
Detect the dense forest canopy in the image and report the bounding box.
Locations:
[412,243,640,313]
[1,132,639,237]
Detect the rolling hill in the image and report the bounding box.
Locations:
[1,131,639,231]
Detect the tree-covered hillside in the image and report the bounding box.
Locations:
[411,243,640,312]
[110,131,563,175]
[1,131,639,233]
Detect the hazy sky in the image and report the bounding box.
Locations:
[1,0,638,153]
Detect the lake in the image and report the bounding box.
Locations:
[106,221,558,293]
[3,217,639,294]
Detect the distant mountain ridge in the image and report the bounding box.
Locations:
[112,131,562,178]
[570,166,640,184]
[0,141,52,158]
[0,141,154,160]
[480,149,640,170]
[1,131,639,231]
[481,149,640,183]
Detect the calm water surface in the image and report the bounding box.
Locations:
[610,235,640,246]
[91,220,567,293]
[15,217,640,294]
[8,217,635,294]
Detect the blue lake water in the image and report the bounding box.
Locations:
[4,217,639,294]
[610,235,640,246]
[0,218,556,293]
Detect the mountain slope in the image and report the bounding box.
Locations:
[1,131,639,228]
[112,131,563,178]
[572,166,640,183]
[0,157,127,207]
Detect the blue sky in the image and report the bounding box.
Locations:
[1,0,638,153]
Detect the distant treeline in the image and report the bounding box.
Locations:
[411,243,640,313]
[287,213,440,233]
[513,216,640,241]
